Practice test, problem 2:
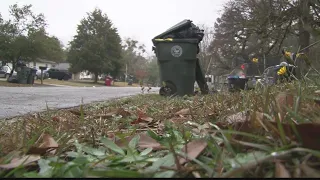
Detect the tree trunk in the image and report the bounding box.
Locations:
[94,72,99,83]
[297,0,311,78]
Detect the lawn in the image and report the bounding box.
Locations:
[0,79,50,87]
[0,79,319,178]
[0,78,140,87]
[34,79,140,87]
[0,80,34,87]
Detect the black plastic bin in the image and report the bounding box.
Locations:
[27,68,37,84]
[228,78,248,92]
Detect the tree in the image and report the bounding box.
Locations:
[145,55,160,86]
[0,4,64,76]
[67,8,122,83]
[197,24,215,75]
[121,38,148,82]
[209,0,320,76]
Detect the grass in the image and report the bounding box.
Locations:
[0,80,33,87]
[0,78,140,87]
[0,79,48,87]
[34,79,106,87]
[0,78,319,178]
[35,79,140,87]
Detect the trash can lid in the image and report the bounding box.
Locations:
[153,19,195,39]
[152,38,199,44]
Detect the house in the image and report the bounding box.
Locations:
[54,62,70,71]
[1,60,54,71]
[27,59,57,69]
[2,59,102,81]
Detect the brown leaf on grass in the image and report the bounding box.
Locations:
[131,110,153,125]
[69,109,86,116]
[175,108,191,116]
[52,116,60,122]
[115,133,164,150]
[95,111,117,119]
[0,155,40,170]
[169,117,189,125]
[138,133,164,150]
[268,122,320,150]
[27,134,59,155]
[293,167,302,178]
[300,162,320,178]
[131,116,153,125]
[178,139,208,165]
[275,92,294,121]
[275,161,291,178]
[225,111,320,151]
[131,117,144,125]
[117,108,131,117]
[223,111,253,140]
[226,111,248,124]
[139,115,153,123]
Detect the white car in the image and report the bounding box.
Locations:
[0,66,17,78]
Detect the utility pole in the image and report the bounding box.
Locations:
[125,64,128,82]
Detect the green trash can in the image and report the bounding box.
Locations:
[152,19,208,96]
[16,66,31,84]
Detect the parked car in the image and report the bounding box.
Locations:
[47,68,72,80]
[258,62,296,86]
[34,68,49,80]
[0,65,17,79]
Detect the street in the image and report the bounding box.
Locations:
[0,86,159,119]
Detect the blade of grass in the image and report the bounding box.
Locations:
[271,95,288,145]
[210,129,274,145]
[230,139,273,152]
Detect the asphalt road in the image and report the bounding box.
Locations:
[0,86,159,119]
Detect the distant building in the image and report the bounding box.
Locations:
[27,59,57,69]
[1,59,103,81]
[54,62,70,71]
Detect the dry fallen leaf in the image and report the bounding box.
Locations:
[138,133,164,150]
[52,116,60,122]
[0,155,41,170]
[275,161,291,178]
[225,111,248,124]
[131,116,153,125]
[115,133,164,150]
[27,134,59,155]
[293,166,302,178]
[300,162,320,178]
[117,108,131,117]
[131,118,144,125]
[69,109,86,116]
[178,139,208,165]
[275,92,294,121]
[175,108,191,116]
[95,111,117,119]
[131,110,153,125]
[139,116,153,123]
[268,122,320,150]
[169,117,189,124]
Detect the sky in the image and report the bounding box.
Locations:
[0,0,227,55]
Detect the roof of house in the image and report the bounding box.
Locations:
[36,58,58,64]
[54,63,70,70]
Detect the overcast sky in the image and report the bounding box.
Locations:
[0,0,227,55]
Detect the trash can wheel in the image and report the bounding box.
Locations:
[159,82,177,97]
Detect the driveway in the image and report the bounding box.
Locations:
[0,86,159,119]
